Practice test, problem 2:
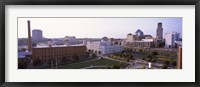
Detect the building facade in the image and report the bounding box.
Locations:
[156,22,163,40]
[32,45,86,63]
[86,37,123,55]
[124,39,155,48]
[165,32,180,48]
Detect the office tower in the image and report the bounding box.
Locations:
[156,22,163,40]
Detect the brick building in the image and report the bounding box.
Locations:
[32,45,86,63]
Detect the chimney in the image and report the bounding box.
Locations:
[27,20,32,52]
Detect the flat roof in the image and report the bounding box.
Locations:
[33,44,85,48]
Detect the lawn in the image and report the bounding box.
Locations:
[53,59,123,69]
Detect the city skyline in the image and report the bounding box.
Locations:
[18,18,182,38]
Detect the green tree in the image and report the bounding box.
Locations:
[171,61,177,66]
[85,52,90,58]
[112,64,120,69]
[139,49,143,53]
[126,58,130,62]
[91,53,97,57]
[152,51,159,56]
[164,61,170,65]
[107,66,112,69]
[98,51,101,54]
[147,55,152,58]
[18,62,28,69]
[162,64,168,69]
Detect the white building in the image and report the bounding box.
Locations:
[124,38,155,48]
[165,32,180,48]
[32,29,43,41]
[86,37,123,55]
[64,36,82,45]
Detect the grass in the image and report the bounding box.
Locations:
[52,59,123,69]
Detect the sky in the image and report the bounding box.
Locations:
[18,18,182,38]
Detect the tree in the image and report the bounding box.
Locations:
[88,49,91,52]
[114,42,118,45]
[162,64,168,69]
[98,51,101,54]
[91,53,97,57]
[85,52,90,58]
[107,66,112,69]
[152,51,158,56]
[112,64,120,69]
[18,62,28,69]
[171,61,177,66]
[147,55,152,58]
[139,49,143,53]
[164,61,170,65]
[150,58,156,62]
[126,58,130,62]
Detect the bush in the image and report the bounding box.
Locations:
[164,61,170,65]
[91,53,97,57]
[18,62,28,69]
[162,64,168,69]
[152,51,159,55]
[171,61,177,66]
[107,66,112,69]
[112,64,120,69]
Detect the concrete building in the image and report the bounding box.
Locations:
[156,22,163,40]
[32,29,43,41]
[124,29,155,48]
[86,37,123,55]
[126,29,152,42]
[126,33,136,42]
[165,32,180,48]
[124,39,155,48]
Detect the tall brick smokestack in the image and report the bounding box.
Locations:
[27,20,32,52]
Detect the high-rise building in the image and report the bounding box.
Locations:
[32,29,43,41]
[165,32,180,48]
[156,22,163,40]
[165,33,174,48]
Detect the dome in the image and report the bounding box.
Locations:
[135,29,144,36]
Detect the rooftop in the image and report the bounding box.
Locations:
[18,51,32,59]
[33,44,85,48]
